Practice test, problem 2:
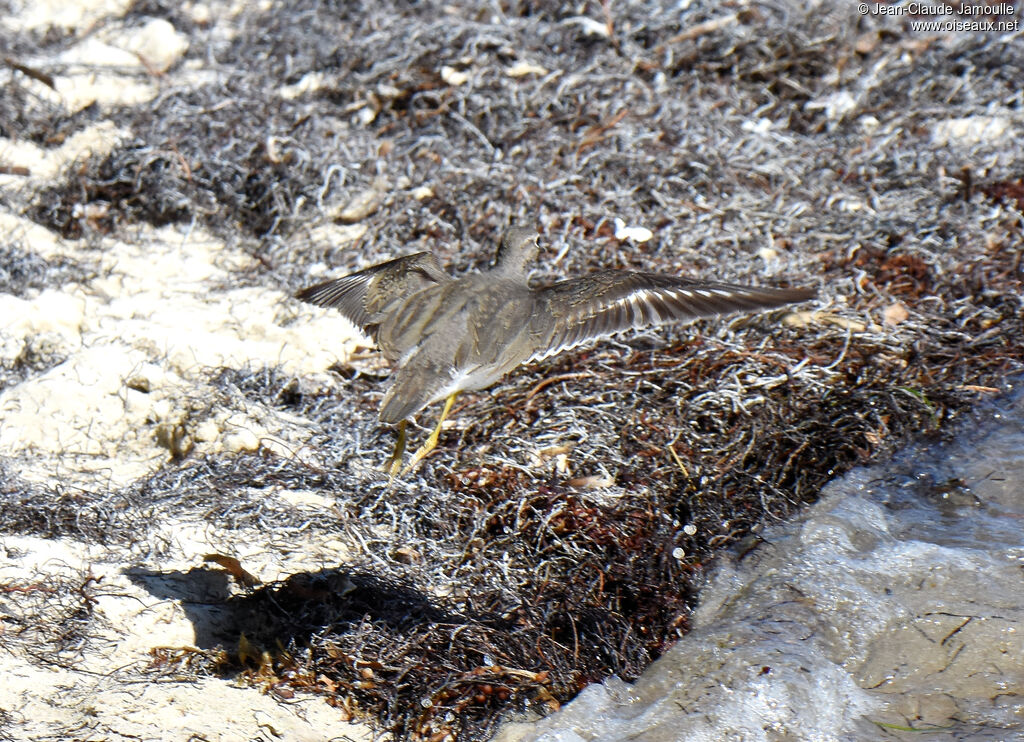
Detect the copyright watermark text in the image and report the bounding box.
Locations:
[856,2,1021,30]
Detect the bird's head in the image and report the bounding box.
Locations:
[492,226,541,276]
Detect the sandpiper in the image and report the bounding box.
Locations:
[297,227,815,475]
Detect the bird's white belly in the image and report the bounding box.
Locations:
[426,364,507,406]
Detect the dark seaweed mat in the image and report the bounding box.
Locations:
[2,0,1023,739]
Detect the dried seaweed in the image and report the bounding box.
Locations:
[2,0,1023,739]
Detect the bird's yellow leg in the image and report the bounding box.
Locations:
[385,420,407,478]
[402,392,458,475]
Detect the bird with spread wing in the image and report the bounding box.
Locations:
[297,227,815,476]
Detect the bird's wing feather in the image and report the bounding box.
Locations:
[529,271,815,362]
[295,252,450,340]
[378,355,469,424]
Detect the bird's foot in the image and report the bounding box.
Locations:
[384,420,407,479]
[398,392,458,476]
[400,429,441,476]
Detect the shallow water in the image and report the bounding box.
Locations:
[496,382,1024,741]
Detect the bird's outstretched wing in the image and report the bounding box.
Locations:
[295,252,450,341]
[529,271,815,362]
